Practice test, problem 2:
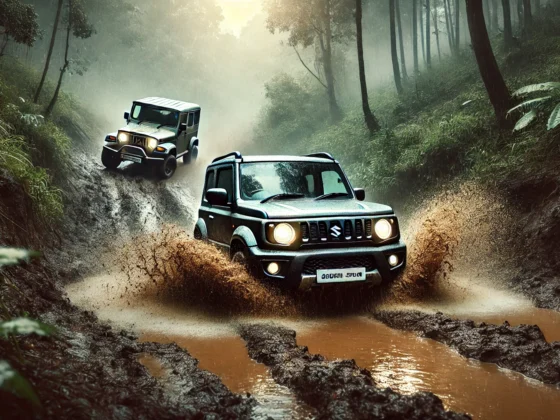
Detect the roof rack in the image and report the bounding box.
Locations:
[304,152,335,161]
[212,151,243,163]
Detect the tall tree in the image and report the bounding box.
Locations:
[0,0,40,57]
[413,0,419,74]
[395,0,408,79]
[483,0,491,29]
[502,0,514,48]
[389,0,403,94]
[426,0,431,67]
[516,0,523,30]
[265,0,353,122]
[491,0,499,30]
[420,0,426,64]
[444,0,455,51]
[432,1,441,61]
[355,0,379,133]
[34,0,63,104]
[455,0,461,52]
[523,0,532,30]
[465,0,511,127]
[45,0,94,117]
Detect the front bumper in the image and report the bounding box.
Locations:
[247,241,406,291]
[103,144,165,162]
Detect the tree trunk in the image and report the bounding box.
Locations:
[447,0,456,46]
[523,0,532,30]
[413,0,419,74]
[517,0,524,31]
[491,0,499,30]
[432,5,442,61]
[46,0,72,118]
[320,0,341,122]
[465,0,511,127]
[420,0,426,64]
[444,0,455,51]
[455,0,461,52]
[534,0,540,16]
[389,0,403,94]
[0,34,9,57]
[396,0,408,79]
[34,0,64,104]
[426,0,431,68]
[484,0,491,30]
[502,0,514,48]
[355,0,379,134]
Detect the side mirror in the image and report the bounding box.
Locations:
[354,188,366,201]
[124,111,130,121]
[206,188,229,206]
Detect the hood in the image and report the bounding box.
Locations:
[119,122,176,141]
[237,199,393,219]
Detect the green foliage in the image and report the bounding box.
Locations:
[0,248,40,268]
[0,361,41,407]
[0,318,55,337]
[0,0,41,50]
[508,81,560,132]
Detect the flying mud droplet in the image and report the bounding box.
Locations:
[387,182,516,303]
[117,226,297,317]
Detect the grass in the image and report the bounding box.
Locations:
[252,17,560,205]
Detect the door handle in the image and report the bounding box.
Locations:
[209,215,215,220]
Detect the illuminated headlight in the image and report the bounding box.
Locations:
[146,137,158,151]
[273,223,296,245]
[388,254,399,267]
[118,132,129,144]
[267,262,281,275]
[374,219,392,240]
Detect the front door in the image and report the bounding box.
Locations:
[211,165,235,246]
[177,113,188,155]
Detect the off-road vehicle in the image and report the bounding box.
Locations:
[194,152,406,290]
[102,97,200,179]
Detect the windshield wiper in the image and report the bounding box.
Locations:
[261,193,305,203]
[314,192,350,201]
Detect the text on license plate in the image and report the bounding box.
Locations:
[317,267,366,284]
[122,154,142,163]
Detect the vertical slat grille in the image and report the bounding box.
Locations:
[310,223,319,241]
[318,222,328,241]
[344,220,352,239]
[355,220,364,239]
[301,223,309,242]
[365,219,373,238]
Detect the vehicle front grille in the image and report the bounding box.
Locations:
[301,223,309,242]
[132,135,146,148]
[299,218,388,245]
[302,256,376,274]
[318,222,328,241]
[310,223,319,241]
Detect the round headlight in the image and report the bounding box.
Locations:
[374,219,392,240]
[146,137,158,151]
[273,223,296,245]
[118,132,129,144]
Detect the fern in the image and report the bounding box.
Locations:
[508,82,560,132]
[548,103,560,131]
[513,82,560,97]
[514,110,538,132]
[507,96,552,115]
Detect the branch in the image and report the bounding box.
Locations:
[293,47,327,89]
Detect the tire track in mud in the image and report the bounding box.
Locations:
[238,323,470,420]
[372,310,560,385]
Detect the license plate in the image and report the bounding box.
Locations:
[122,154,142,163]
[317,267,366,284]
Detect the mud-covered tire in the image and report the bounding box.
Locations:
[158,155,177,179]
[183,145,198,165]
[101,149,121,170]
[231,246,261,279]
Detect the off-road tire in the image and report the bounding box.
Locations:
[101,149,121,170]
[183,145,199,165]
[231,246,261,279]
[158,155,177,179]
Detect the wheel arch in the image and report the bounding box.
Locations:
[194,218,208,240]
[230,225,257,257]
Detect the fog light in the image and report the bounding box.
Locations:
[267,262,280,275]
[388,254,399,267]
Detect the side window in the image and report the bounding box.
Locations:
[203,170,215,202]
[187,112,195,127]
[322,171,347,194]
[180,113,188,124]
[132,105,141,119]
[194,110,201,125]
[216,166,234,204]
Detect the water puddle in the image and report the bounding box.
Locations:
[140,332,314,419]
[296,317,560,419]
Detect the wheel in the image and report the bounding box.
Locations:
[231,246,261,279]
[183,145,198,165]
[101,149,121,170]
[158,155,177,179]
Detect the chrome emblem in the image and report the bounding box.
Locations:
[330,225,342,238]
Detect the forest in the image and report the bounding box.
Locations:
[1,0,560,419]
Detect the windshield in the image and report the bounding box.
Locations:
[240,162,353,201]
[131,104,179,128]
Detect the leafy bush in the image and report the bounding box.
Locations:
[508,82,560,131]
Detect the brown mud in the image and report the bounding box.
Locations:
[239,323,470,420]
[373,310,560,385]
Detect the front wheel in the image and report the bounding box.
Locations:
[231,247,261,279]
[183,145,198,165]
[157,155,177,179]
[101,149,121,170]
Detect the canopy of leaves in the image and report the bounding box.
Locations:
[0,0,41,47]
[69,0,95,39]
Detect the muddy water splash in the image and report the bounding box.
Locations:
[388,183,516,303]
[117,226,297,317]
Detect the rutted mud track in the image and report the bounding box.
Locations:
[238,323,469,420]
